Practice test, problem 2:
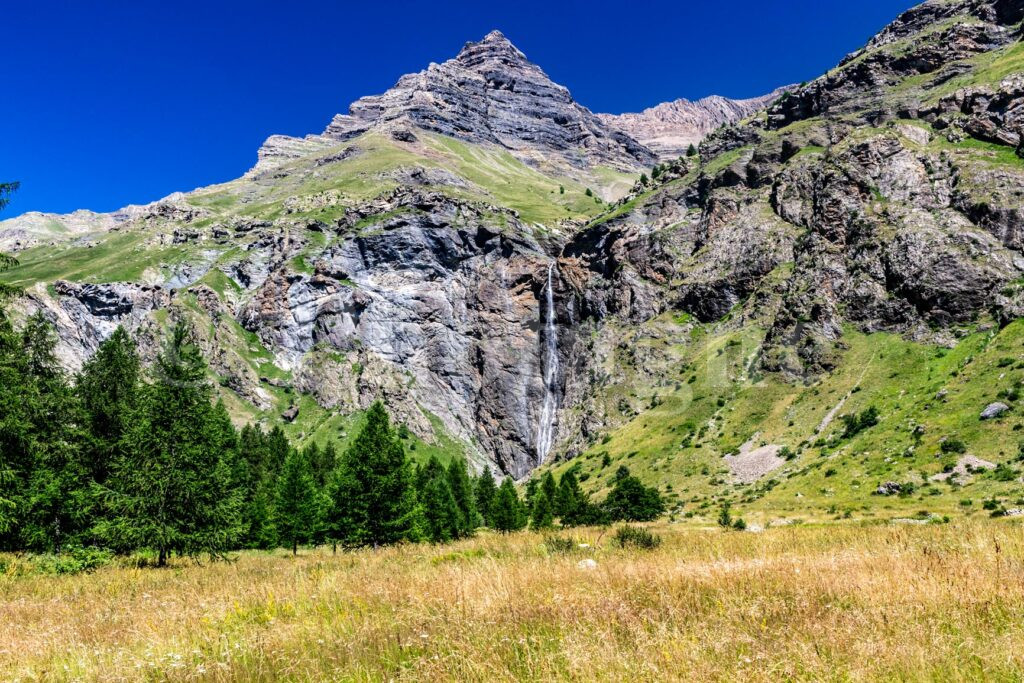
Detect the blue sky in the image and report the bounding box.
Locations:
[1,0,918,216]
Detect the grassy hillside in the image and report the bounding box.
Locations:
[545,317,1024,525]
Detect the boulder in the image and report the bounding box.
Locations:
[980,402,1010,420]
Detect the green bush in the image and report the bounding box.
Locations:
[613,525,662,550]
[30,546,113,575]
[543,535,577,554]
[940,438,967,454]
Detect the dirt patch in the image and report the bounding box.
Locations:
[929,455,996,484]
[725,435,785,484]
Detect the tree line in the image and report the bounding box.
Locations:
[0,314,665,564]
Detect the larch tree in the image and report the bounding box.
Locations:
[98,322,242,565]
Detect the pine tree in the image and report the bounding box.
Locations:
[327,402,415,547]
[446,457,478,537]
[555,468,582,517]
[491,478,526,533]
[237,424,275,548]
[530,489,554,530]
[0,310,30,543]
[540,471,558,514]
[419,469,459,543]
[18,313,86,553]
[97,322,242,565]
[556,468,604,527]
[305,441,336,488]
[524,477,539,514]
[77,326,139,484]
[274,448,319,554]
[686,143,698,157]
[474,467,497,527]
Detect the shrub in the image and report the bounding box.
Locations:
[543,536,577,554]
[613,525,662,550]
[940,438,967,454]
[30,546,113,575]
[991,464,1018,481]
[841,406,880,439]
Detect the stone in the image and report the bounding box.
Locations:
[875,481,903,496]
[980,402,1010,420]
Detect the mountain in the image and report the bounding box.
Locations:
[253,30,654,179]
[3,0,1024,520]
[598,86,795,159]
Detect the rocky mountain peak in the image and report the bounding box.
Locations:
[455,29,529,68]
[297,31,655,173]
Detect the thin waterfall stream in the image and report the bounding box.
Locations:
[536,261,559,462]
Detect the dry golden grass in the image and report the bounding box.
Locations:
[2,521,1024,681]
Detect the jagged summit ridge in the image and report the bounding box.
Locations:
[256,31,654,175]
[598,86,795,159]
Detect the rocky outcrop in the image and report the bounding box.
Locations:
[598,86,796,159]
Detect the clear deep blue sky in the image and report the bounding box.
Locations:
[2,0,918,216]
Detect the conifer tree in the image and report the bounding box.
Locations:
[474,467,497,527]
[556,468,604,527]
[530,489,554,530]
[97,322,242,565]
[274,448,319,554]
[555,468,582,518]
[18,313,85,552]
[0,182,21,302]
[491,478,526,533]
[237,424,275,548]
[419,467,459,543]
[0,309,29,542]
[327,402,415,547]
[686,143,698,157]
[540,471,558,513]
[446,457,478,536]
[77,326,139,484]
[524,477,538,514]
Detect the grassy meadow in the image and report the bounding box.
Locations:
[3,520,1024,681]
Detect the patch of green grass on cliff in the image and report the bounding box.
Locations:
[543,316,1024,526]
[0,232,202,287]
[915,40,1024,101]
[422,134,605,225]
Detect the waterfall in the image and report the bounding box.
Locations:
[536,261,560,462]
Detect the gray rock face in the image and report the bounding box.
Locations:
[598,86,796,160]
[234,189,560,476]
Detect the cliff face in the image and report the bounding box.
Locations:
[4,2,1024,479]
